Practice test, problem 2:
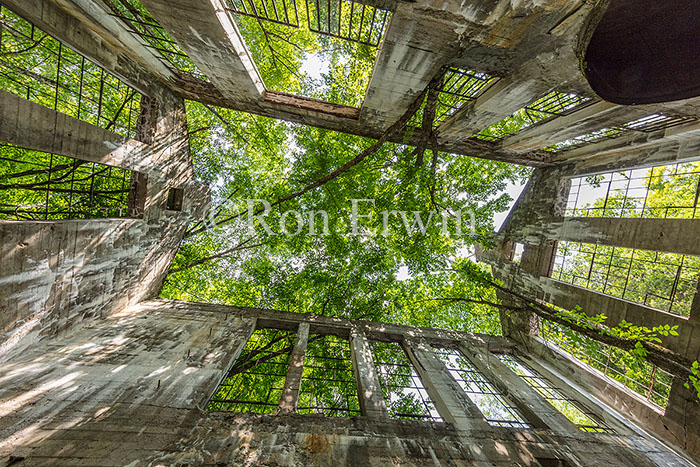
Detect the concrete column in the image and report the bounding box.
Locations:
[457,343,579,434]
[403,339,491,431]
[350,331,388,420]
[278,322,310,414]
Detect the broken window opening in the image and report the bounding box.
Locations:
[497,355,615,433]
[100,0,206,79]
[207,328,297,413]
[540,320,672,408]
[542,114,698,152]
[432,346,531,429]
[0,143,142,221]
[297,334,361,417]
[473,91,593,142]
[371,341,442,422]
[551,241,700,316]
[0,5,142,139]
[227,0,390,106]
[166,187,184,211]
[511,242,525,264]
[405,68,497,130]
[566,162,700,220]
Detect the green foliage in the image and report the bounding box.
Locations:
[0,6,141,138]
[542,309,676,406]
[684,361,700,398]
[0,144,132,220]
[164,102,530,332]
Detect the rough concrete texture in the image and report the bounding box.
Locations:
[1,0,700,464]
[0,300,692,466]
[0,88,209,361]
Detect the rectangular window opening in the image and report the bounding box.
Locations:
[432,346,531,429]
[551,241,700,316]
[166,187,184,211]
[565,162,700,220]
[0,5,142,139]
[224,0,391,107]
[371,341,442,422]
[512,242,525,264]
[297,334,361,417]
[497,354,615,433]
[207,328,297,413]
[0,143,143,221]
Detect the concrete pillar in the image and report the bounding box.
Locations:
[278,322,310,414]
[457,343,579,434]
[403,339,491,431]
[350,330,388,420]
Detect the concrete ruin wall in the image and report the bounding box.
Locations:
[484,163,700,461]
[0,86,209,361]
[0,300,693,466]
[1,0,700,464]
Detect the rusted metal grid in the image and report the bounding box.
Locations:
[101,0,205,78]
[433,68,499,127]
[0,143,135,221]
[566,162,700,219]
[207,328,297,413]
[432,346,531,428]
[371,341,443,422]
[543,113,698,152]
[473,91,594,142]
[306,0,390,47]
[0,5,141,139]
[297,334,361,417]
[226,0,300,27]
[498,354,616,433]
[540,320,671,408]
[550,241,699,316]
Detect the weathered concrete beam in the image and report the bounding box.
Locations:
[557,121,700,168]
[360,1,455,130]
[0,91,208,217]
[521,336,676,446]
[3,0,173,97]
[278,322,310,414]
[172,75,553,166]
[500,100,621,152]
[436,0,600,143]
[539,276,697,360]
[501,99,700,154]
[438,77,551,141]
[403,339,491,431]
[457,342,580,434]
[350,330,388,420]
[544,217,700,256]
[140,0,264,104]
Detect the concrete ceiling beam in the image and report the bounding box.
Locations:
[140,0,265,104]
